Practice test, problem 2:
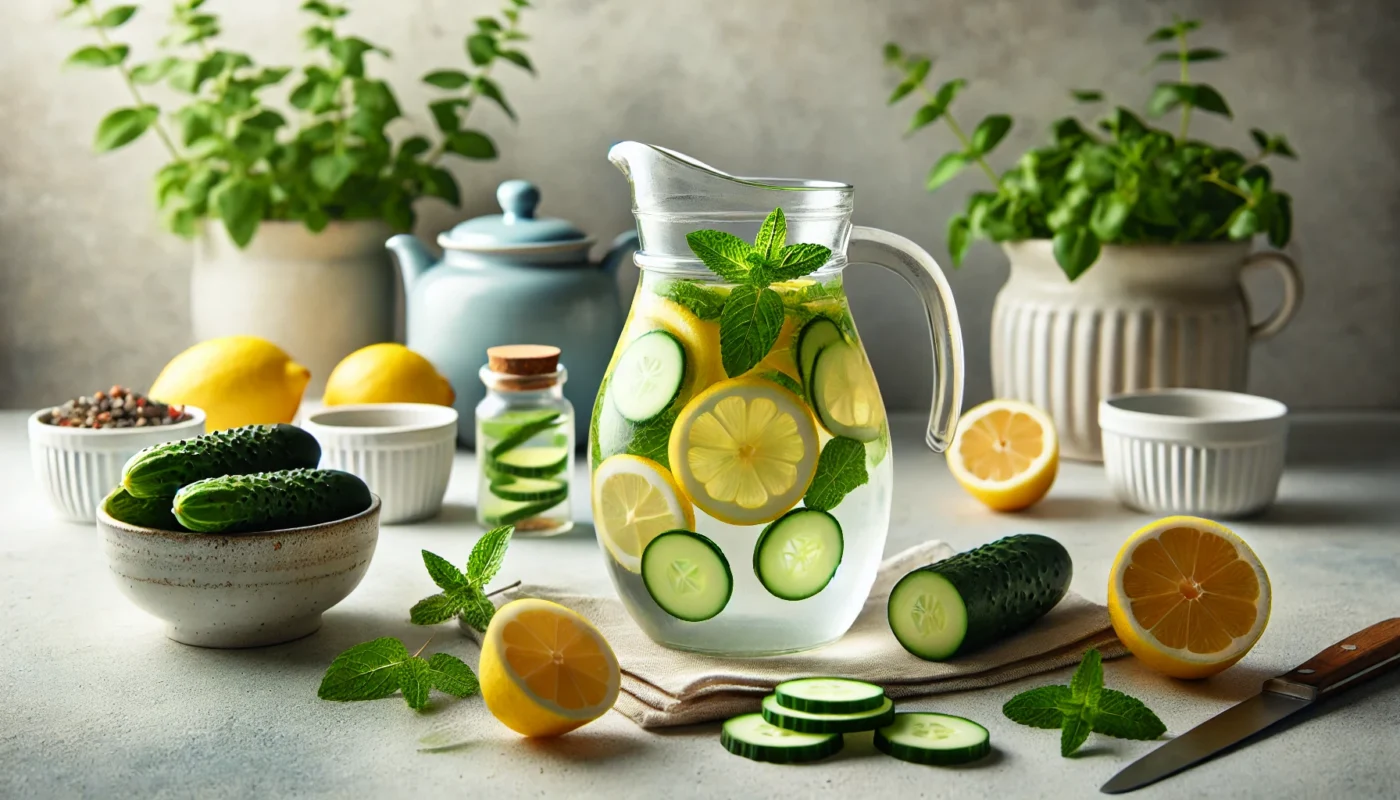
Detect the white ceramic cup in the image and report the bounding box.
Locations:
[303,403,458,524]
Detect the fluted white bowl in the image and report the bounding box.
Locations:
[1100,389,1288,518]
[28,407,207,523]
[303,403,458,524]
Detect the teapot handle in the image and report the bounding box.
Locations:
[847,226,965,453]
[600,230,641,275]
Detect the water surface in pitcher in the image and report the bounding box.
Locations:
[589,269,893,655]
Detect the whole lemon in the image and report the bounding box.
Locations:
[323,343,455,407]
[149,336,311,431]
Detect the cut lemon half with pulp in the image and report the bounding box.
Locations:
[592,455,695,573]
[478,598,621,737]
[637,297,724,393]
[669,377,819,526]
[1108,516,1271,679]
[946,399,1058,511]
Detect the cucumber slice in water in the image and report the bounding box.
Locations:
[489,446,570,478]
[761,694,895,734]
[611,330,686,422]
[488,412,563,458]
[482,409,560,443]
[480,493,565,526]
[810,341,884,442]
[641,530,732,622]
[489,476,568,502]
[721,713,843,764]
[874,713,991,765]
[774,677,885,715]
[753,509,844,601]
[797,316,843,387]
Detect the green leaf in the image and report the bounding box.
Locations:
[1003,685,1071,729]
[498,50,534,73]
[423,69,471,89]
[886,57,930,105]
[970,114,1012,156]
[429,99,465,132]
[1052,226,1100,281]
[768,243,832,282]
[467,525,514,586]
[66,44,128,68]
[905,102,944,134]
[1190,83,1232,118]
[397,656,433,710]
[947,214,971,267]
[330,36,378,78]
[457,589,497,632]
[91,4,137,27]
[1136,188,1178,227]
[1092,689,1166,741]
[318,638,410,701]
[926,152,967,191]
[301,1,347,19]
[93,105,159,152]
[1227,207,1259,239]
[212,179,266,248]
[754,207,787,262]
[241,109,286,131]
[1155,47,1224,63]
[409,592,463,625]
[466,33,496,66]
[445,130,496,159]
[1069,648,1104,708]
[422,549,469,590]
[803,437,869,511]
[882,42,902,64]
[311,152,355,191]
[1060,703,1095,757]
[1267,192,1292,247]
[1145,25,1179,42]
[685,230,753,283]
[1090,194,1132,241]
[302,25,333,48]
[760,370,803,395]
[1147,82,1189,117]
[426,653,480,698]
[719,285,784,377]
[474,76,515,121]
[659,279,727,321]
[129,57,177,84]
[420,166,461,206]
[1070,89,1103,102]
[476,16,503,32]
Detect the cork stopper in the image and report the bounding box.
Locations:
[487,345,561,376]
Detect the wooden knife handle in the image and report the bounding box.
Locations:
[1263,617,1400,701]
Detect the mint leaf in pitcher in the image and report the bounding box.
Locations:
[719,285,784,377]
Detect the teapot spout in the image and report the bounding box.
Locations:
[386,234,434,291]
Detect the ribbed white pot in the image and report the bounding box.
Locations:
[991,241,1301,461]
[192,220,395,396]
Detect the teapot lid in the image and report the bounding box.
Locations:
[439,180,590,252]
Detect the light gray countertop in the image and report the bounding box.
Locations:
[3,410,1398,799]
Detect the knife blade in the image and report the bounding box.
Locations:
[1101,617,1400,794]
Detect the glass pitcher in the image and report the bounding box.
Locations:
[589,142,964,656]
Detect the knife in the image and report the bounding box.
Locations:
[1101,617,1400,794]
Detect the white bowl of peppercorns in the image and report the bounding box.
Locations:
[28,386,205,523]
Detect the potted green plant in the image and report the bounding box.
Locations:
[61,0,538,394]
[884,17,1302,460]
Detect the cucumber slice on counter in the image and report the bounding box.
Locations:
[721,713,843,763]
[874,713,991,766]
[489,476,568,502]
[610,330,686,422]
[641,530,732,622]
[774,677,886,715]
[753,509,844,601]
[760,693,895,734]
[488,445,570,479]
[480,493,565,526]
[797,316,843,389]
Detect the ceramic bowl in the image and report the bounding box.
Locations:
[1100,389,1288,518]
[98,497,380,648]
[28,407,207,523]
[303,403,458,524]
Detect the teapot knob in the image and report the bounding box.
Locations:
[497,179,540,222]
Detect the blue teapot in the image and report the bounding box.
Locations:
[387,179,638,448]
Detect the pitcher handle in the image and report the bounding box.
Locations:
[847,226,965,453]
[1242,250,1302,342]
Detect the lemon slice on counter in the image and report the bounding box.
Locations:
[946,399,1058,511]
[592,455,694,572]
[1108,516,1271,679]
[669,377,819,526]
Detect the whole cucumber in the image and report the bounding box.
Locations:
[173,468,372,534]
[887,534,1072,660]
[122,424,321,498]
[102,486,184,531]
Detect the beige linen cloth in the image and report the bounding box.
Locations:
[512,541,1125,728]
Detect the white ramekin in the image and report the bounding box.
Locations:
[303,403,458,524]
[27,407,208,523]
[1099,389,1288,518]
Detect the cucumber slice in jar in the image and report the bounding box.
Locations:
[721,713,843,764]
[796,316,843,388]
[874,713,991,765]
[761,694,895,734]
[753,509,844,601]
[480,493,565,526]
[774,677,886,715]
[641,530,732,622]
[488,476,568,502]
[610,330,686,422]
[810,341,885,442]
[488,445,570,478]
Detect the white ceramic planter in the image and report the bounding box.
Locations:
[992,241,1301,461]
[192,220,396,396]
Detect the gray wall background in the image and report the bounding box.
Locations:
[2,0,1398,411]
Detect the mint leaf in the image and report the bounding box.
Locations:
[685,230,752,283]
[1070,647,1104,708]
[410,592,464,625]
[659,279,727,321]
[427,653,480,698]
[1002,685,1069,729]
[626,408,678,469]
[719,285,784,377]
[1061,703,1095,757]
[318,638,410,701]
[803,437,869,511]
[768,243,833,282]
[1092,689,1166,741]
[422,550,468,591]
[754,207,787,261]
[458,589,498,633]
[467,525,513,587]
[398,656,433,710]
[760,370,803,396]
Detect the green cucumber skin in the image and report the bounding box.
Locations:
[893,533,1072,658]
[123,424,321,499]
[103,487,184,531]
[173,468,371,533]
[874,714,991,765]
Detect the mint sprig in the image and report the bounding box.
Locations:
[410,524,516,631]
[804,437,869,511]
[718,285,784,377]
[1003,649,1166,757]
[317,637,479,711]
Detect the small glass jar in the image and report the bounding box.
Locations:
[475,345,574,537]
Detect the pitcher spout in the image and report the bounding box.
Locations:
[386,234,435,292]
